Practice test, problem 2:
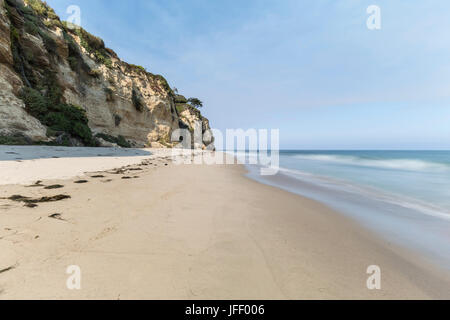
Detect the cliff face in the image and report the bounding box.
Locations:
[0,0,213,148]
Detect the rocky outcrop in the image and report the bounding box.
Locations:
[0,0,47,141]
[176,99,214,149]
[0,0,213,148]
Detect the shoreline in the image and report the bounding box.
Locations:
[1,147,449,299]
[244,162,450,272]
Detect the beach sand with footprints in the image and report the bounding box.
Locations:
[0,146,449,299]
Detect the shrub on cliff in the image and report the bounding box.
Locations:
[75,27,113,68]
[129,64,146,72]
[25,0,54,17]
[174,95,188,104]
[63,31,92,73]
[176,104,187,114]
[38,29,57,55]
[0,134,31,145]
[20,87,94,146]
[153,74,173,95]
[24,0,61,29]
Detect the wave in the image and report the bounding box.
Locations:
[276,166,450,221]
[291,154,449,172]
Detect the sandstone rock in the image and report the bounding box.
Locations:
[0,65,47,141]
[96,137,118,148]
[0,0,213,148]
[0,2,13,66]
[7,6,24,29]
[21,33,50,67]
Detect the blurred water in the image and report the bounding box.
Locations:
[243,150,450,269]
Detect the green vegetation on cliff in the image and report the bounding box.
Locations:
[74,27,113,68]
[187,97,203,108]
[0,134,31,145]
[2,0,209,148]
[20,85,94,146]
[4,0,95,146]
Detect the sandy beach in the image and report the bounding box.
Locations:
[0,147,449,299]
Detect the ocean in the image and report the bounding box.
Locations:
[243,150,450,269]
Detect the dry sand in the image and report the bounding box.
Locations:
[0,146,155,185]
[0,148,449,299]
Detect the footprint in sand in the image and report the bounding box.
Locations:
[91,226,117,241]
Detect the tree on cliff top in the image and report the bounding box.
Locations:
[187,98,203,108]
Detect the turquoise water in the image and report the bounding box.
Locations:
[244,150,450,268]
[280,151,450,215]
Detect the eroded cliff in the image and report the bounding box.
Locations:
[0,0,213,149]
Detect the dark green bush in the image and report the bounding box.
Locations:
[20,87,94,146]
[116,135,131,148]
[20,87,48,116]
[73,122,93,143]
[0,134,31,145]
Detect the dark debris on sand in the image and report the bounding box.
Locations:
[6,194,71,207]
[44,185,64,190]
[26,181,44,188]
[0,264,17,274]
[48,213,66,221]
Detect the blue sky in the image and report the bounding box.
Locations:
[46,0,450,149]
